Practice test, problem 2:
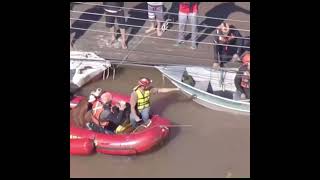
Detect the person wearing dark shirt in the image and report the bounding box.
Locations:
[103,2,127,49]
[212,22,243,68]
[86,92,128,134]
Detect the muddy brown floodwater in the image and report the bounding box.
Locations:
[70,66,250,178]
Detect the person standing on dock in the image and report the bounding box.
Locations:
[103,2,128,49]
[174,2,199,50]
[146,2,165,36]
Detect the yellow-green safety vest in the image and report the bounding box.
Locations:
[134,86,150,111]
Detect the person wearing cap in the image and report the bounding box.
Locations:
[129,77,179,128]
[86,91,127,134]
[212,22,243,68]
[234,52,250,100]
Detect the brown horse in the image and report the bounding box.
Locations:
[70,97,92,128]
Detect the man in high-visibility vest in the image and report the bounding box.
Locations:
[129,77,180,128]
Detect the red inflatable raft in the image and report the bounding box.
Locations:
[70,91,170,155]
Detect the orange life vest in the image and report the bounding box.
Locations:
[241,72,250,89]
[91,100,104,125]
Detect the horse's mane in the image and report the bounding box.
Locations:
[70,97,92,128]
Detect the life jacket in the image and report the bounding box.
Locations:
[133,85,151,111]
[91,100,104,125]
[241,70,250,89]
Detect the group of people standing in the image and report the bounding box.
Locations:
[100,2,200,50]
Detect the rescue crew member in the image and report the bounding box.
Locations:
[129,77,180,128]
[234,53,250,99]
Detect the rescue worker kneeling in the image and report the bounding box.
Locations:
[86,92,127,134]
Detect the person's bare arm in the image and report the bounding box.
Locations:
[130,92,140,121]
[157,87,179,93]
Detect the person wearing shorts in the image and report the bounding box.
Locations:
[103,2,127,49]
[146,2,164,36]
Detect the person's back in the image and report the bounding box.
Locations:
[86,92,116,134]
[103,103,129,132]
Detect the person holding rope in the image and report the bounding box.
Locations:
[103,2,127,49]
[212,22,243,68]
[129,77,179,128]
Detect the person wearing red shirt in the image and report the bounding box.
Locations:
[174,2,199,50]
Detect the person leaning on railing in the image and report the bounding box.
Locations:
[212,22,243,68]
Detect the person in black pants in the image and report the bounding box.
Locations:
[103,2,127,49]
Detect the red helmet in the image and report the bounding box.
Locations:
[100,92,113,104]
[242,53,250,64]
[138,77,152,87]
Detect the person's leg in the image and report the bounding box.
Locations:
[176,12,187,44]
[105,11,116,44]
[189,12,198,49]
[233,90,242,100]
[156,5,164,36]
[117,10,127,49]
[119,28,127,49]
[140,107,151,125]
[220,49,231,67]
[146,5,156,33]
[129,111,138,128]
[88,122,105,133]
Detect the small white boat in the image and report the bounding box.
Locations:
[156,65,250,115]
[70,51,111,93]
